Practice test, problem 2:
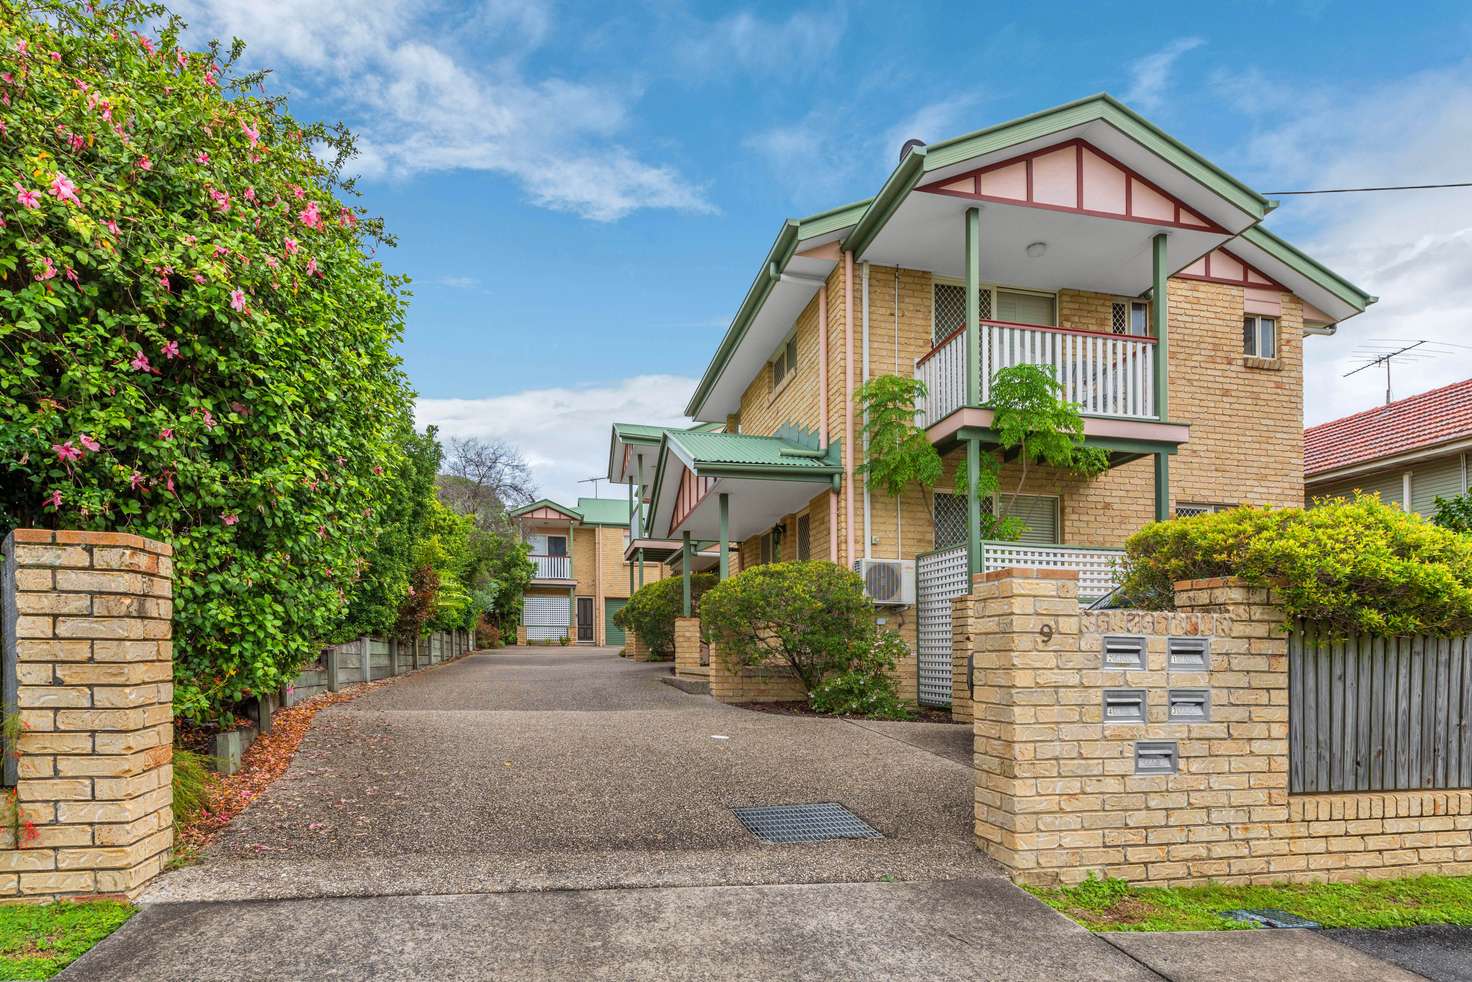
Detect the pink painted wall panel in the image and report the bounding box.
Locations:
[1211,250,1245,281]
[1080,148,1126,214]
[978,160,1027,201]
[1181,257,1208,277]
[1031,148,1078,207]
[1179,208,1208,228]
[941,176,975,194]
[1130,178,1174,221]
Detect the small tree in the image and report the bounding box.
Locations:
[614,573,717,657]
[699,561,877,691]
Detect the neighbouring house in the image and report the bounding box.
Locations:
[613,93,1375,709]
[510,496,666,646]
[1305,377,1472,516]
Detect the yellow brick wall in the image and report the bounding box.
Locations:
[708,640,807,703]
[570,524,663,645]
[3,529,175,901]
[965,569,1472,887]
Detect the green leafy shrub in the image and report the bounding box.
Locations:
[1434,492,1472,535]
[0,2,418,720]
[1119,494,1472,636]
[614,572,718,658]
[809,631,914,719]
[700,561,891,694]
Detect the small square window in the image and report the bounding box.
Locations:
[1243,315,1278,359]
[770,335,798,391]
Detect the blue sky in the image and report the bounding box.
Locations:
[179,1,1472,502]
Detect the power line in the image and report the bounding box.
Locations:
[1267,182,1472,195]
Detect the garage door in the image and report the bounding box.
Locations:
[524,595,569,641]
[604,598,627,646]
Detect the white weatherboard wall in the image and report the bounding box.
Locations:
[524,595,570,641]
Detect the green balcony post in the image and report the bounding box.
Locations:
[627,479,635,594]
[965,206,982,407]
[967,436,983,578]
[638,548,645,588]
[681,531,692,617]
[718,492,730,580]
[1154,452,1170,523]
[1152,232,1169,420]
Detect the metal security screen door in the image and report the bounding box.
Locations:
[916,545,968,707]
[576,597,594,643]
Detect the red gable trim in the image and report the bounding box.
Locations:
[916,138,1228,235]
[1175,247,1288,293]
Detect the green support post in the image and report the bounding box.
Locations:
[1154,453,1170,523]
[638,548,645,588]
[1152,232,1169,419]
[628,478,635,594]
[966,436,983,578]
[718,492,730,580]
[965,206,982,407]
[681,531,692,617]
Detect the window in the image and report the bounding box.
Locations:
[1111,301,1150,337]
[759,530,773,565]
[932,492,1060,546]
[932,283,992,343]
[1243,315,1277,359]
[995,289,1055,327]
[933,493,967,549]
[545,535,567,557]
[770,334,798,392]
[1175,503,1229,519]
[796,513,812,560]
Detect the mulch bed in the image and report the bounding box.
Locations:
[175,675,410,851]
[734,700,962,724]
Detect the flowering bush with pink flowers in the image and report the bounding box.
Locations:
[0,2,422,720]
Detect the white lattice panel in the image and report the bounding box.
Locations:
[916,545,968,708]
[981,542,1123,600]
[524,595,569,641]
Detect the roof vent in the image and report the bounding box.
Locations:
[899,138,926,163]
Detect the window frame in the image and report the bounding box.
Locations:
[932,279,1057,344]
[1243,314,1278,359]
[769,331,798,395]
[1111,299,1152,337]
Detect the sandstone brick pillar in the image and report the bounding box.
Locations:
[516,623,527,646]
[673,617,708,679]
[1,530,174,900]
[950,590,977,723]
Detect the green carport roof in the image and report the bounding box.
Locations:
[575,497,634,526]
[666,430,841,474]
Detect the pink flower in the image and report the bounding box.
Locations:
[78,434,100,452]
[229,289,246,312]
[298,201,322,229]
[15,40,28,55]
[244,186,256,203]
[159,428,174,440]
[221,513,238,526]
[164,471,176,492]
[67,133,84,151]
[135,156,152,171]
[49,173,80,205]
[162,340,180,359]
[137,34,154,55]
[64,266,78,284]
[14,184,39,209]
[305,257,319,277]
[130,471,145,490]
[43,490,62,509]
[284,237,299,254]
[49,51,61,62]
[265,256,279,270]
[316,525,327,539]
[52,441,81,462]
[105,219,120,236]
[195,151,209,164]
[204,66,218,86]
[130,351,152,372]
[241,120,259,146]
[35,258,56,281]
[230,401,249,416]
[200,409,216,429]
[176,50,188,68]
[184,235,196,245]
[290,184,305,199]
[372,465,384,476]
[193,273,206,285]
[338,207,357,227]
[208,188,230,213]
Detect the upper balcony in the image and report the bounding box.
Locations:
[530,554,572,580]
[916,319,1158,430]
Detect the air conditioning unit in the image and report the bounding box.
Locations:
[853,558,915,606]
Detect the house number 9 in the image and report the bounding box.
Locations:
[1039,624,1054,643]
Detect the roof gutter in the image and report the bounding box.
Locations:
[843,144,928,259]
[684,220,802,419]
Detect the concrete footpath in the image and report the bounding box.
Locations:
[59,649,1472,980]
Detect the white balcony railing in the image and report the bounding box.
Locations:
[981,540,1123,601]
[915,321,1158,428]
[531,554,571,579]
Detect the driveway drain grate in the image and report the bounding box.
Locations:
[732,803,882,844]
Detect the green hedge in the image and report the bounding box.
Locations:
[613,572,718,657]
[1119,494,1472,636]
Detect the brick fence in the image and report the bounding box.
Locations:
[672,617,708,680]
[961,567,1472,887]
[1,530,174,900]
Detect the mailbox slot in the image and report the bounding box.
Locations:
[1102,635,1146,671]
[1103,688,1147,724]
[1167,636,1209,672]
[1168,688,1211,722]
[1134,740,1179,774]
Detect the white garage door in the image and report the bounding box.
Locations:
[524,595,569,641]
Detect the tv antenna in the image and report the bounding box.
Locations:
[578,476,606,498]
[1343,339,1467,404]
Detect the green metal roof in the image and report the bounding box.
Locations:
[574,496,634,526]
[508,498,581,520]
[612,422,670,443]
[667,431,840,473]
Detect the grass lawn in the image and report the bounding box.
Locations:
[1029,874,1472,933]
[0,901,135,980]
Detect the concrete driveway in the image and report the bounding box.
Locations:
[62,648,1466,980]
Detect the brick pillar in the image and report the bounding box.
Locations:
[516,624,527,646]
[950,590,976,723]
[673,617,707,679]
[2,529,174,900]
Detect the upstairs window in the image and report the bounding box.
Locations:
[995,290,1055,327]
[796,513,812,561]
[1111,300,1150,337]
[770,335,798,392]
[1243,315,1278,359]
[933,283,992,343]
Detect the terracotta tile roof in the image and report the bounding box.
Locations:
[1305,377,1472,477]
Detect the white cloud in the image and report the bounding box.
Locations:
[678,7,844,76]
[415,375,697,504]
[1123,37,1204,112]
[435,275,481,289]
[1217,63,1472,424]
[175,0,712,221]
